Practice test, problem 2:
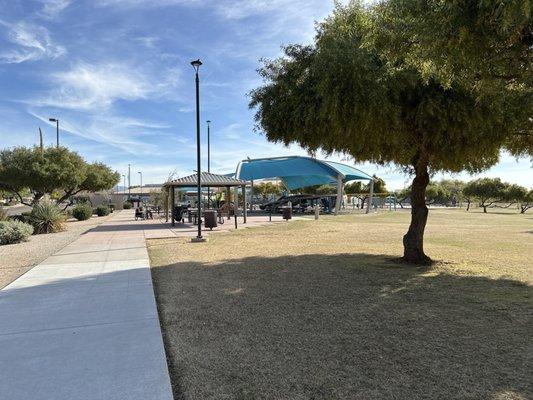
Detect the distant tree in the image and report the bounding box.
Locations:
[252,182,283,200]
[249,2,531,263]
[502,184,533,213]
[0,146,86,205]
[55,162,120,207]
[518,189,533,214]
[425,182,450,206]
[438,179,466,207]
[0,146,119,206]
[364,176,387,194]
[394,187,411,209]
[463,178,508,213]
[344,181,363,195]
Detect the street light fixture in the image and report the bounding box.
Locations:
[48,118,59,148]
[122,174,126,195]
[191,59,204,241]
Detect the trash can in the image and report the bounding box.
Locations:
[204,210,218,230]
[282,206,292,221]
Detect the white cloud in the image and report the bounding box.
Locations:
[38,0,72,19]
[0,21,65,63]
[34,62,181,110]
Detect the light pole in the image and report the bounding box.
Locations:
[48,118,59,147]
[128,164,131,200]
[191,59,203,241]
[138,171,143,202]
[122,174,126,195]
[206,120,211,208]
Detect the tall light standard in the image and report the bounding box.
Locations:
[206,120,211,208]
[48,118,59,147]
[138,171,143,202]
[191,59,203,241]
[122,174,126,195]
[128,164,131,200]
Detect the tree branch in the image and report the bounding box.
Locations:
[0,184,32,206]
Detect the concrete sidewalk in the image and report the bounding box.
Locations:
[0,210,173,400]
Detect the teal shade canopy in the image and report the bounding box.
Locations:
[235,156,371,190]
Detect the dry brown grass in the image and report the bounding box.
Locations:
[148,209,533,400]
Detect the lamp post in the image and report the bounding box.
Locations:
[122,175,126,195]
[191,59,203,241]
[128,164,131,200]
[206,120,211,208]
[138,171,143,202]
[48,118,59,148]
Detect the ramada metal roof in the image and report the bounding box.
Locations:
[165,172,248,187]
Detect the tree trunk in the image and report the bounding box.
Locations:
[466,200,471,211]
[402,160,431,264]
[483,205,487,213]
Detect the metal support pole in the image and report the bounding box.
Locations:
[242,185,247,224]
[55,120,59,148]
[171,187,175,226]
[250,180,254,211]
[334,174,343,215]
[194,68,202,239]
[366,179,374,214]
[207,120,211,208]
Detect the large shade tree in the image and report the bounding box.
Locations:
[0,146,119,206]
[249,1,531,263]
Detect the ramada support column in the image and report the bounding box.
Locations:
[242,184,247,224]
[366,178,374,214]
[334,174,343,215]
[170,186,175,226]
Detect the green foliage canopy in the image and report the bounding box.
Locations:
[249,1,531,262]
[0,146,119,206]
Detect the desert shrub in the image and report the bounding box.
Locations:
[72,203,93,221]
[109,203,116,212]
[30,201,66,234]
[0,220,33,245]
[122,202,132,209]
[0,206,7,221]
[96,205,110,216]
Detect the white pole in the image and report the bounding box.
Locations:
[243,185,247,223]
[334,174,343,215]
[366,179,374,214]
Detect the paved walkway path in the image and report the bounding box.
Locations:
[0,211,173,400]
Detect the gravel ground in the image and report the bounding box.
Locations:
[0,213,116,289]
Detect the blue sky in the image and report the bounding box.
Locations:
[0,0,530,190]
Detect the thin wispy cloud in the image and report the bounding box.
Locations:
[33,62,181,111]
[37,0,72,19]
[0,20,65,64]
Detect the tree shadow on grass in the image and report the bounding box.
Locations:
[151,253,531,400]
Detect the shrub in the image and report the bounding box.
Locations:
[0,206,7,221]
[0,220,33,245]
[109,203,116,213]
[72,204,93,221]
[96,205,110,216]
[122,202,132,209]
[30,201,66,234]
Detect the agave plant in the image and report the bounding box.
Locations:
[30,200,66,234]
